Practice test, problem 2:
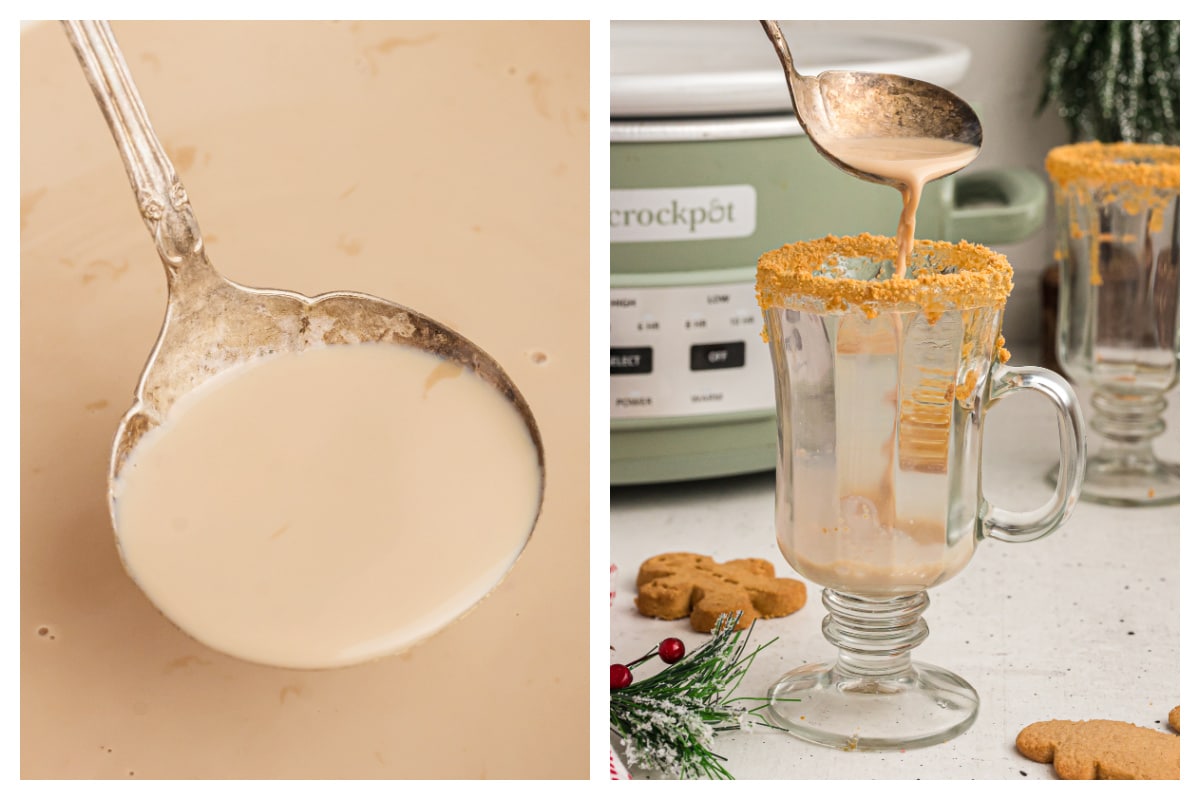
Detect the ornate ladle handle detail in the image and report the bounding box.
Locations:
[62,20,204,267]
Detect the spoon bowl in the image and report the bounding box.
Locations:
[760,20,982,189]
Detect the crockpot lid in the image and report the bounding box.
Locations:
[611,21,970,118]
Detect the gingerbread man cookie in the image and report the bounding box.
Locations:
[634,552,806,632]
[1016,719,1180,780]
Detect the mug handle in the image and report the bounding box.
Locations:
[981,363,1086,543]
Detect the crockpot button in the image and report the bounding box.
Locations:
[690,342,746,371]
[610,346,653,375]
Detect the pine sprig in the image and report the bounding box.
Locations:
[1038,21,1179,145]
[609,613,776,780]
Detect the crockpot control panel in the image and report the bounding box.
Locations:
[610,281,774,419]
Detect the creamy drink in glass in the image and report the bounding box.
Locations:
[757,233,1086,750]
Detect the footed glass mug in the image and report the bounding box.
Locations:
[1046,142,1179,506]
[757,234,1086,751]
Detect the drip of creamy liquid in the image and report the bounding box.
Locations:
[111,343,542,670]
[820,136,980,272]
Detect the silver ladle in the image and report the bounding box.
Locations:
[63,20,545,644]
[760,20,983,189]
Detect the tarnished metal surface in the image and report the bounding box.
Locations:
[761,20,982,189]
[110,250,546,486]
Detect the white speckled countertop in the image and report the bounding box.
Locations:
[610,370,1180,780]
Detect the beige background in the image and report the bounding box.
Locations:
[20,20,589,779]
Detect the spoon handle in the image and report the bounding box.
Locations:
[62,20,203,266]
[760,20,796,76]
[760,20,816,140]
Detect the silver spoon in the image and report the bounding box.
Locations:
[62,20,545,646]
[760,20,982,189]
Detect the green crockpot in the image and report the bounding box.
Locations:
[610,115,1047,485]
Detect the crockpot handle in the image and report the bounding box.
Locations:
[941,168,1047,245]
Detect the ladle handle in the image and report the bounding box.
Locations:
[62,20,203,267]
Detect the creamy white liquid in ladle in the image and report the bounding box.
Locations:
[112,343,542,669]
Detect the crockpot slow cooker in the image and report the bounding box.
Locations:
[610,20,1046,485]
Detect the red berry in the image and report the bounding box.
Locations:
[610,663,633,690]
[658,637,685,664]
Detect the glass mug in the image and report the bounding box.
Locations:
[757,234,1086,750]
[1046,142,1179,506]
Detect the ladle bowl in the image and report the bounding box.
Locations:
[105,243,544,496]
[64,20,545,667]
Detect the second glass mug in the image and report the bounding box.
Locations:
[1047,142,1180,506]
[757,234,1086,750]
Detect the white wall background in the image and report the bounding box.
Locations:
[810,20,1073,350]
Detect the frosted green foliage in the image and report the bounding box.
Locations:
[1039,21,1179,145]
[609,613,774,780]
